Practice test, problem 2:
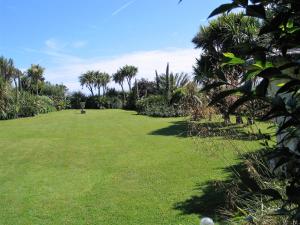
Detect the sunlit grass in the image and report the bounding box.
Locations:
[0,110,265,225]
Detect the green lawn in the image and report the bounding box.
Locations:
[0,110,263,225]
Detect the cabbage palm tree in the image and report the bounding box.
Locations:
[113,69,126,104]
[101,72,110,96]
[94,71,103,97]
[121,65,138,92]
[94,71,110,96]
[79,71,96,96]
[11,68,23,102]
[27,64,45,95]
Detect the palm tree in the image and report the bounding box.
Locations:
[79,71,96,96]
[192,13,260,86]
[0,56,15,82]
[121,65,138,92]
[27,64,45,95]
[101,72,110,96]
[12,68,23,101]
[113,69,126,104]
[192,13,260,123]
[94,72,110,96]
[94,71,102,97]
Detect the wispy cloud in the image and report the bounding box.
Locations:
[44,38,87,51]
[71,41,88,48]
[23,38,199,93]
[23,39,85,65]
[45,38,63,50]
[112,0,136,16]
[44,48,199,92]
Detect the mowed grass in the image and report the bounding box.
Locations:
[0,110,263,225]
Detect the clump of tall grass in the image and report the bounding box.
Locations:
[187,114,291,224]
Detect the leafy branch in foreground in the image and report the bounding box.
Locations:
[202,0,300,223]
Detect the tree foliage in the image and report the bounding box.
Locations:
[200,0,300,222]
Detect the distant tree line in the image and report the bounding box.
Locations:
[0,56,68,120]
[71,63,201,117]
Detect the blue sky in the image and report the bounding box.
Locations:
[1,0,227,91]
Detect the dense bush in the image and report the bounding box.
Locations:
[69,91,87,109]
[18,93,56,118]
[85,96,100,109]
[0,80,14,120]
[106,97,123,109]
[50,95,70,111]
[69,91,123,110]
[170,88,186,105]
[35,95,57,114]
[124,91,137,110]
[136,95,184,117]
[39,82,69,110]
[86,96,123,109]
[0,88,56,120]
[17,92,39,117]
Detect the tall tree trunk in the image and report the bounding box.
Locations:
[88,85,94,97]
[13,78,18,103]
[155,70,160,93]
[135,79,139,100]
[18,76,22,92]
[104,85,107,96]
[127,78,132,92]
[120,83,125,107]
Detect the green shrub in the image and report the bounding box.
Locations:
[17,92,56,118]
[136,95,184,117]
[17,92,38,117]
[51,96,70,111]
[95,96,123,109]
[69,92,123,110]
[36,95,56,114]
[0,81,18,120]
[171,88,186,105]
[69,91,87,109]
[106,97,123,109]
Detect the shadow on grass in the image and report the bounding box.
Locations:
[174,180,227,222]
[190,121,267,141]
[148,121,189,137]
[149,120,266,141]
[173,150,271,223]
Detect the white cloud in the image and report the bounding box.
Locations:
[71,41,88,48]
[45,38,87,52]
[45,38,63,50]
[44,48,199,93]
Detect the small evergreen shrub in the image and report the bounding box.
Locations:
[18,92,56,118]
[136,95,184,117]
